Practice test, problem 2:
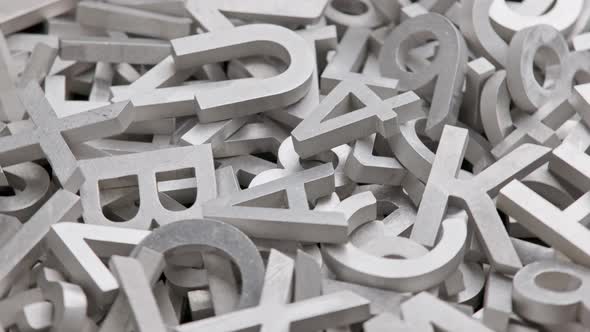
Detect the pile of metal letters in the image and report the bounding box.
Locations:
[1,0,590,331]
